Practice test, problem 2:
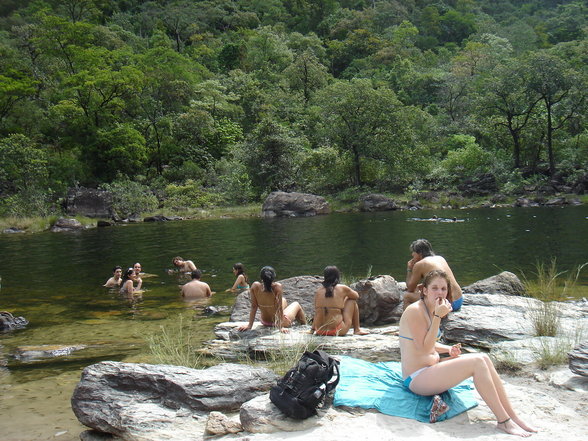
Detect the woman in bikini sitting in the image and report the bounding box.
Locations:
[237,266,306,333]
[312,266,369,336]
[399,269,536,437]
[226,263,249,292]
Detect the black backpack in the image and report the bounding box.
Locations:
[269,350,340,419]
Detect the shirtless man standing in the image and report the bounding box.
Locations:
[404,239,463,311]
[181,269,213,299]
[172,256,197,273]
[104,266,123,288]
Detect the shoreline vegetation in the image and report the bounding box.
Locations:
[1,191,586,235]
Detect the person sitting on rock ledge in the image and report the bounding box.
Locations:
[238,266,306,333]
[405,238,463,311]
[399,270,536,437]
[104,266,122,288]
[312,266,369,336]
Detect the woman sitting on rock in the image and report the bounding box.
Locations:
[399,269,536,437]
[238,266,306,333]
[312,266,369,336]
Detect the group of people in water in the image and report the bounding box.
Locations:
[102,238,536,436]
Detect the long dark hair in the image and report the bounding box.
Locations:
[121,268,134,285]
[233,263,248,284]
[322,266,340,298]
[260,266,276,292]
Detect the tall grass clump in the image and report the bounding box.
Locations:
[263,334,324,375]
[522,259,588,337]
[146,314,208,368]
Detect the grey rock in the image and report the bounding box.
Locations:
[14,344,87,361]
[262,191,330,218]
[207,323,400,362]
[569,341,588,377]
[2,227,25,234]
[490,336,570,368]
[443,294,538,348]
[51,217,84,232]
[444,294,588,349]
[359,194,398,212]
[0,311,28,331]
[230,276,321,322]
[549,368,588,392]
[65,187,114,218]
[351,275,403,325]
[71,361,278,439]
[463,271,526,296]
[205,411,243,435]
[240,394,318,433]
[545,197,567,206]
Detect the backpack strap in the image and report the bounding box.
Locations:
[309,350,340,393]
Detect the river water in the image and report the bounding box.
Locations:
[1,206,587,440]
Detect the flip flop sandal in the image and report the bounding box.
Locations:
[430,394,450,423]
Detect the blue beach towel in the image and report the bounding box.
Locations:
[333,356,478,423]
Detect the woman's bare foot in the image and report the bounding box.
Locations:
[497,418,531,437]
[354,328,370,335]
[512,417,537,433]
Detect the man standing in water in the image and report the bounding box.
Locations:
[181,269,213,299]
[404,239,463,311]
[104,266,123,288]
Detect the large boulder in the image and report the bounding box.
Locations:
[443,293,588,349]
[262,191,330,217]
[71,361,277,439]
[65,187,114,218]
[351,275,403,325]
[569,341,588,377]
[463,271,526,296]
[230,276,321,322]
[0,311,28,331]
[205,324,400,362]
[50,218,85,232]
[359,194,398,212]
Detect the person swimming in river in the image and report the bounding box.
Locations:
[104,266,122,288]
[312,265,369,336]
[181,269,213,299]
[405,238,463,312]
[237,266,306,333]
[171,256,197,273]
[120,267,142,295]
[226,263,249,292]
[399,270,536,436]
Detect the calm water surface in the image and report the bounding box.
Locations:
[0,206,587,440]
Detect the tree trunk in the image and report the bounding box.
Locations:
[546,101,555,177]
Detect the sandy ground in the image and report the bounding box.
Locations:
[1,367,586,441]
[236,369,588,441]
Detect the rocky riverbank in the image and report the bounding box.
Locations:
[69,272,588,441]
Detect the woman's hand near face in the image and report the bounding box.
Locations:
[434,297,452,318]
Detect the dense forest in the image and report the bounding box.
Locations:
[0,0,586,217]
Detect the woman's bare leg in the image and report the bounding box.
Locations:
[283,300,306,326]
[339,299,368,335]
[481,356,537,432]
[409,355,530,437]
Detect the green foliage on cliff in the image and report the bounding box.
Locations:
[0,1,586,216]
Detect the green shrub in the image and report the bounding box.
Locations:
[163,179,223,210]
[100,179,158,218]
[438,135,492,183]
